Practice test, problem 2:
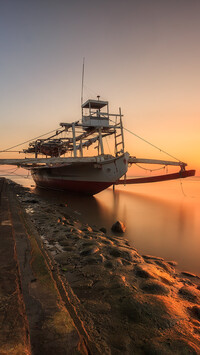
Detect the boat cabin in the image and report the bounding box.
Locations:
[82,97,110,128]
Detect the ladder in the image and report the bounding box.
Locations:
[114,108,125,156]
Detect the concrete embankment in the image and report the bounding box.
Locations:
[1,177,200,354]
[0,178,91,355]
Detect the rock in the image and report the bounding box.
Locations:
[109,247,123,258]
[80,240,98,248]
[178,286,198,303]
[134,265,153,279]
[109,275,126,290]
[154,260,175,274]
[108,246,132,261]
[167,260,178,267]
[181,271,200,279]
[188,305,200,321]
[81,226,93,232]
[181,279,195,286]
[99,227,107,234]
[111,221,126,233]
[100,238,112,245]
[140,280,170,295]
[121,259,132,266]
[142,255,164,261]
[80,246,99,257]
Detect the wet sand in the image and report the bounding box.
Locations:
[1,178,200,354]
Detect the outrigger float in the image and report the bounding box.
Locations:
[0,98,195,195]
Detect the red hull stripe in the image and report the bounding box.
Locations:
[33,178,112,195]
[116,169,196,185]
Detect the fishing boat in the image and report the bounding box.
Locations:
[0,97,195,195]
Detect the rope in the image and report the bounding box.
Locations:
[0,150,24,153]
[84,85,100,99]
[109,118,182,163]
[0,128,61,153]
[83,85,107,102]
[0,166,20,172]
[179,179,187,197]
[135,163,166,172]
[0,167,32,178]
[0,167,19,176]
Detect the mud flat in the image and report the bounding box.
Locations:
[1,178,200,354]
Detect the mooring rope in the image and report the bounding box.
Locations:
[179,179,187,197]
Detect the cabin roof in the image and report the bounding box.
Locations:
[82,99,108,109]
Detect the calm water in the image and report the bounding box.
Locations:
[3,171,200,276]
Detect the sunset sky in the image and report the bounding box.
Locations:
[0,0,200,174]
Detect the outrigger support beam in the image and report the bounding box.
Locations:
[129,157,187,168]
[113,156,195,185]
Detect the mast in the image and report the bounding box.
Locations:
[81,58,85,107]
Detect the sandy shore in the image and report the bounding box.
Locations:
[5,179,200,354]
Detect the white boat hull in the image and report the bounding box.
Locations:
[31,153,129,195]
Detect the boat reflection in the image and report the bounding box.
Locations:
[32,186,112,230]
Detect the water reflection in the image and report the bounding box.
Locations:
[95,185,200,275]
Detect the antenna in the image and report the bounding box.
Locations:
[81,57,85,106]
